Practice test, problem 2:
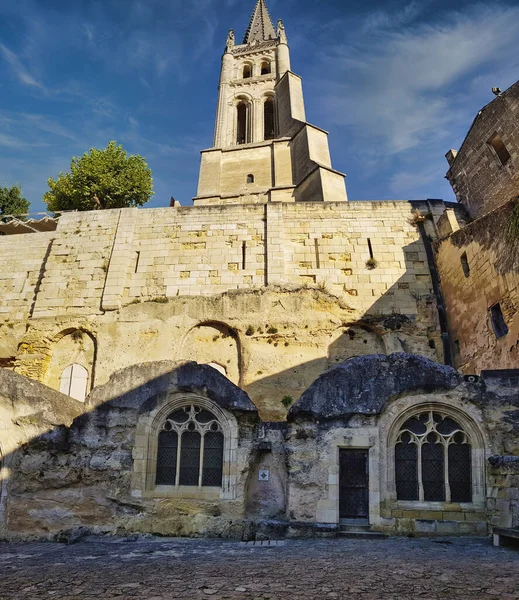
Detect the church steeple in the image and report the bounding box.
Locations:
[243,0,276,44]
[194,1,347,206]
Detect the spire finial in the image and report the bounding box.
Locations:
[243,0,276,44]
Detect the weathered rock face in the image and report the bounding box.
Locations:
[1,356,518,541]
[289,353,463,421]
[0,369,84,536]
[286,356,519,536]
[5,362,261,540]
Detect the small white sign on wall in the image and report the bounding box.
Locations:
[258,469,270,481]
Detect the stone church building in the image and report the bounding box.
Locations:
[0,0,517,541]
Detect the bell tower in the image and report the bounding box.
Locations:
[194,0,347,205]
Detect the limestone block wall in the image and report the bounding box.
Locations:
[30,210,120,318]
[0,232,54,321]
[446,81,519,219]
[0,200,449,418]
[435,200,519,373]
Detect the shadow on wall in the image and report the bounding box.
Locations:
[0,362,262,541]
[244,236,445,420]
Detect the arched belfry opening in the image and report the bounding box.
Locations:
[243,64,252,79]
[261,61,271,75]
[264,97,275,140]
[236,101,250,145]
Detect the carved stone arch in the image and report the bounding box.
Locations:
[382,397,488,509]
[327,323,385,368]
[242,61,253,78]
[180,322,242,385]
[133,391,240,500]
[259,57,272,75]
[45,328,97,396]
[234,94,253,145]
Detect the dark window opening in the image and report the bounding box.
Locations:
[260,61,271,75]
[155,405,224,488]
[488,133,511,165]
[237,102,248,145]
[367,238,374,259]
[395,411,472,503]
[242,241,246,270]
[243,64,252,79]
[134,251,140,273]
[246,174,254,184]
[428,339,436,349]
[490,303,509,338]
[264,98,275,140]
[460,252,470,277]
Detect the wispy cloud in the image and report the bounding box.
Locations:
[0,42,44,89]
[320,4,519,154]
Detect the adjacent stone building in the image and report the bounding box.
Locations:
[0,0,517,541]
[437,79,519,374]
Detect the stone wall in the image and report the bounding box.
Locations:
[286,354,519,536]
[446,81,519,220]
[0,200,450,418]
[435,200,519,374]
[1,355,517,541]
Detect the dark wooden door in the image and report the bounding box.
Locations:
[339,449,369,520]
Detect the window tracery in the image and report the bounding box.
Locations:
[395,411,472,503]
[156,404,224,488]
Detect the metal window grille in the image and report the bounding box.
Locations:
[395,411,472,503]
[155,405,224,488]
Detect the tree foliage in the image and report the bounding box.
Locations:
[0,185,30,220]
[44,141,154,212]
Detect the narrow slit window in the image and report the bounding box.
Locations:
[242,241,246,270]
[367,238,374,259]
[236,102,249,145]
[488,133,511,165]
[264,98,275,140]
[490,303,509,338]
[460,252,470,277]
[135,251,140,273]
[314,238,320,269]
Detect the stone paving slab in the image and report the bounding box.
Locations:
[0,536,517,600]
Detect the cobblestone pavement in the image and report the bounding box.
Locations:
[0,536,518,600]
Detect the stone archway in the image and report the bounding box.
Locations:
[181,322,241,385]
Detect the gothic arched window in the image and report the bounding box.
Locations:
[236,101,250,145]
[156,405,224,488]
[264,97,275,140]
[395,411,472,503]
[59,363,89,402]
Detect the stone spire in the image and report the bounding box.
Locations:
[242,0,276,44]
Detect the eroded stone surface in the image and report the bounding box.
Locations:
[289,353,462,420]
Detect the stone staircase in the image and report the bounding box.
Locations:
[339,520,388,539]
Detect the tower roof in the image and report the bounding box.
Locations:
[243,0,276,44]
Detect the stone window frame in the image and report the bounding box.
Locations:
[233,94,253,145]
[131,392,239,501]
[386,401,487,511]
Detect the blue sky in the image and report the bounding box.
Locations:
[1,0,519,211]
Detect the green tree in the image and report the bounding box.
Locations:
[0,185,30,220]
[44,141,154,211]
